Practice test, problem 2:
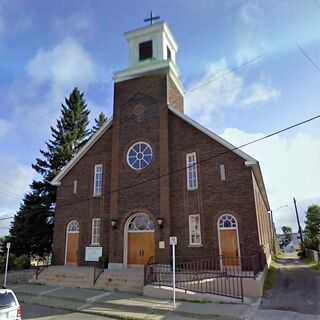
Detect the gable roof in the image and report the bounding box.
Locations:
[169,106,270,210]
[51,116,113,186]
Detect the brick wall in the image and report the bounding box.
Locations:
[53,72,266,268]
[168,112,261,259]
[52,128,113,265]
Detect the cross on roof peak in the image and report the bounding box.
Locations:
[144,11,160,25]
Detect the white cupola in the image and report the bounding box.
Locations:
[113,21,185,95]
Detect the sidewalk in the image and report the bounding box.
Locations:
[10,283,320,320]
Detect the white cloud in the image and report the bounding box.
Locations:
[0,207,14,237]
[242,77,280,106]
[3,37,103,137]
[221,128,320,232]
[0,158,33,205]
[185,61,279,126]
[26,37,98,91]
[0,118,12,137]
[0,158,32,235]
[54,12,93,34]
[236,1,268,64]
[185,59,243,126]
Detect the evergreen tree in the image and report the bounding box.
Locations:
[8,88,91,258]
[91,112,107,134]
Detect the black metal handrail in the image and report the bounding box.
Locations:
[35,264,51,280]
[144,254,264,301]
[93,266,104,285]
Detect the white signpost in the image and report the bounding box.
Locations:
[169,236,177,309]
[4,242,10,287]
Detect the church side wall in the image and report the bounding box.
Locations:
[252,172,272,263]
[168,112,261,260]
[52,127,113,266]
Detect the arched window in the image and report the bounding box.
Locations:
[67,220,79,233]
[218,215,237,229]
[128,214,154,232]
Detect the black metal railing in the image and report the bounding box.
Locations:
[35,264,51,280]
[93,266,104,285]
[144,254,263,301]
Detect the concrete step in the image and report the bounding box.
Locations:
[94,269,144,293]
[33,266,144,293]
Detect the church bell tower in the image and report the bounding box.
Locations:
[109,20,185,269]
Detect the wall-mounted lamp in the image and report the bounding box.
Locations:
[157,217,164,229]
[110,219,117,230]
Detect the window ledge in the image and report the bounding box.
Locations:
[188,244,203,248]
[187,187,198,191]
[89,244,101,247]
[92,194,102,198]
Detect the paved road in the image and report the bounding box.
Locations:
[21,303,114,320]
[260,253,320,315]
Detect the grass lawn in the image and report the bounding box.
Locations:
[304,258,320,271]
[263,260,277,292]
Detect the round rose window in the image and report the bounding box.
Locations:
[127,142,153,170]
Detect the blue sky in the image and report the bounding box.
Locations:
[0,0,319,235]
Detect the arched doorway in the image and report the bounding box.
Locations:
[65,220,79,266]
[124,213,155,267]
[218,214,240,267]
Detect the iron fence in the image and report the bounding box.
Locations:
[144,255,263,301]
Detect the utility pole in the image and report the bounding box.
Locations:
[293,197,304,246]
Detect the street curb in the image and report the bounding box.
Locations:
[16,290,241,320]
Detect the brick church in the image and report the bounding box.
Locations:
[51,21,272,270]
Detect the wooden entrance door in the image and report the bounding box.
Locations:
[66,233,79,265]
[128,232,155,265]
[220,229,239,266]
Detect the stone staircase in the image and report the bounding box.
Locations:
[31,266,144,293]
[94,269,144,293]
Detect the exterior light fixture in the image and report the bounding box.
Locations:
[110,219,117,230]
[157,217,164,229]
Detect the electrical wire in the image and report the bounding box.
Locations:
[296,43,320,72]
[55,112,320,209]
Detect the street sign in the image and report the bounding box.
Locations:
[4,242,11,287]
[169,236,177,308]
[170,236,177,245]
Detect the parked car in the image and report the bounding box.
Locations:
[0,288,22,320]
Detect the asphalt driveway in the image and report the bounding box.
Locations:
[260,252,320,315]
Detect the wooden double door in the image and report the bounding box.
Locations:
[128,232,155,265]
[220,229,240,267]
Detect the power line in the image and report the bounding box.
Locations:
[0,216,14,221]
[296,43,320,72]
[186,53,265,95]
[0,187,22,200]
[56,112,320,209]
[0,49,267,179]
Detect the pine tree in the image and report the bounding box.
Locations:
[91,112,107,134]
[9,88,91,258]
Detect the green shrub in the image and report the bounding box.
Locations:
[14,255,30,270]
[8,253,16,270]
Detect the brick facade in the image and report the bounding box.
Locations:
[52,72,272,269]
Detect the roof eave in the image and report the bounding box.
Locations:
[51,116,113,186]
